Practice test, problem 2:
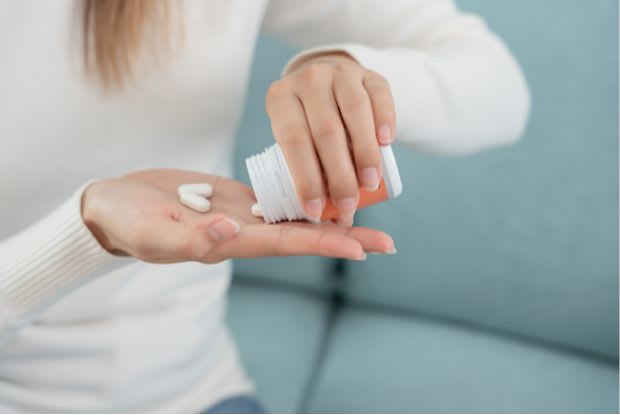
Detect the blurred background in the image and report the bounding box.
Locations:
[228,0,619,412]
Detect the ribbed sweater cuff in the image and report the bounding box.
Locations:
[0,182,132,322]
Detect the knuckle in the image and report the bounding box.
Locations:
[265,81,288,112]
[376,103,396,125]
[315,119,341,141]
[296,177,323,199]
[267,80,287,100]
[329,176,359,199]
[355,144,380,167]
[369,90,394,108]
[372,88,393,103]
[304,63,328,78]
[277,227,296,256]
[333,62,348,73]
[335,62,362,76]
[314,231,328,251]
[367,70,389,86]
[299,63,331,88]
[280,129,307,148]
[365,73,393,97]
[341,93,368,113]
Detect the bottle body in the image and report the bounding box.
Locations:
[246,144,402,224]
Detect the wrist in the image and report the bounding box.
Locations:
[81,180,127,256]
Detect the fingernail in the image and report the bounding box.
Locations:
[337,197,357,227]
[355,252,367,261]
[304,198,324,222]
[378,124,393,145]
[361,167,379,192]
[208,218,240,242]
[386,247,397,255]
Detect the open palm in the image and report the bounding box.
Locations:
[83,169,395,264]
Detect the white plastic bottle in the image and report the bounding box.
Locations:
[246,144,402,223]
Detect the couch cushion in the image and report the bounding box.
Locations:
[307,306,619,413]
[233,257,336,294]
[346,0,618,358]
[227,281,329,413]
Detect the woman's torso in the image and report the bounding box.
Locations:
[0,0,269,411]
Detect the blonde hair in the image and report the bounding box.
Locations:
[82,0,178,90]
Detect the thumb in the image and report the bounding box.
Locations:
[180,214,241,261]
[138,214,240,263]
[205,216,241,243]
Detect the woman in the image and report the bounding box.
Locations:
[0,0,529,412]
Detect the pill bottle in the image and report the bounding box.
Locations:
[246,143,402,224]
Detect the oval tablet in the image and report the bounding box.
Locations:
[251,203,263,217]
[179,192,211,213]
[178,183,213,198]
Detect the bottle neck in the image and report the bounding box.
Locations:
[245,144,306,223]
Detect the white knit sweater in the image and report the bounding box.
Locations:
[0,0,529,412]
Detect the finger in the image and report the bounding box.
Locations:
[334,70,382,192]
[297,70,358,226]
[266,81,325,221]
[214,223,367,260]
[344,226,395,254]
[296,221,395,254]
[364,71,396,145]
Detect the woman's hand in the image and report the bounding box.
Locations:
[266,52,396,226]
[82,169,395,264]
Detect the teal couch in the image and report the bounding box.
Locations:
[228,0,619,412]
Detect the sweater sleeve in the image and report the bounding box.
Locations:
[0,183,132,341]
[261,0,530,154]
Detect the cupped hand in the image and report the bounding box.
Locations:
[82,169,395,264]
[267,52,396,226]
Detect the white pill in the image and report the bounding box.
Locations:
[179,192,211,213]
[251,203,263,217]
[178,183,213,198]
